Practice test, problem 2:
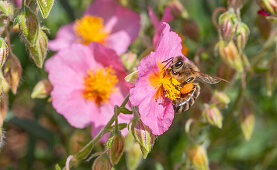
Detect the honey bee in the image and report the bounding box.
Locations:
[164,56,228,113]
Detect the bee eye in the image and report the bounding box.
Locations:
[186,77,194,82]
[175,60,183,68]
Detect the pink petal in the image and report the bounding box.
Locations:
[105,31,132,56]
[139,95,175,135]
[155,22,188,62]
[88,42,130,95]
[148,7,160,29]
[48,24,77,51]
[161,7,173,23]
[85,0,140,55]
[45,44,101,128]
[51,88,96,128]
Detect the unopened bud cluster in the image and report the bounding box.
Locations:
[217,7,250,72]
[107,133,125,165]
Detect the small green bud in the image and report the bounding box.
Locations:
[0,38,8,69]
[28,29,48,68]
[107,133,125,165]
[203,104,223,129]
[31,79,52,99]
[240,106,255,141]
[92,154,112,170]
[2,55,22,94]
[0,1,14,18]
[18,7,39,44]
[218,8,238,43]
[235,22,250,54]
[218,40,243,72]
[125,70,138,84]
[188,144,209,170]
[210,91,230,108]
[131,109,156,159]
[125,133,142,170]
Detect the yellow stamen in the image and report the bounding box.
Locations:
[148,63,181,100]
[83,67,118,105]
[74,15,109,45]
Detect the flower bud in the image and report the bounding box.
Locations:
[203,104,223,129]
[240,106,255,141]
[107,133,125,165]
[188,145,209,170]
[218,8,238,43]
[121,52,137,70]
[218,40,243,72]
[27,29,48,68]
[92,154,112,170]
[257,0,277,17]
[125,70,138,84]
[125,133,142,170]
[0,1,14,18]
[0,38,8,69]
[18,7,39,44]
[210,91,230,108]
[31,79,52,99]
[167,0,184,17]
[235,22,250,54]
[2,55,22,94]
[0,92,8,127]
[131,110,156,159]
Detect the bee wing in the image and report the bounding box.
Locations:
[195,72,229,84]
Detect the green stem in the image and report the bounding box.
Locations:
[21,0,26,9]
[114,106,119,133]
[67,94,131,168]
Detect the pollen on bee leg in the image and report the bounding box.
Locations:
[180,83,194,94]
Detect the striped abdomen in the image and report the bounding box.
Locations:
[173,83,200,113]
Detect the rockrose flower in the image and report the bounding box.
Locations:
[49,0,140,55]
[129,22,189,135]
[45,43,131,137]
[148,7,173,47]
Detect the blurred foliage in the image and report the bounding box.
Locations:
[0,0,277,169]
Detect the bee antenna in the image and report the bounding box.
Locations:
[162,57,173,70]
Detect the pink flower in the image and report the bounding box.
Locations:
[45,43,132,137]
[148,7,173,47]
[49,0,140,55]
[129,22,188,135]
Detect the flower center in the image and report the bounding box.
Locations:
[148,63,181,101]
[82,67,118,105]
[74,15,109,45]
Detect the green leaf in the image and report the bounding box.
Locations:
[36,0,54,19]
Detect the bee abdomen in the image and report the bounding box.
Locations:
[173,84,200,113]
